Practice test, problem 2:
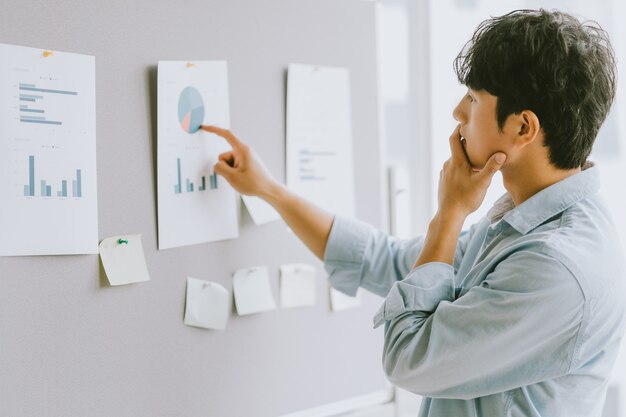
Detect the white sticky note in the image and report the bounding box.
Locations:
[232,266,276,315]
[241,195,281,225]
[99,235,150,286]
[280,264,316,308]
[330,287,361,311]
[184,278,230,330]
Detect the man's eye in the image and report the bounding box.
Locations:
[467,94,475,103]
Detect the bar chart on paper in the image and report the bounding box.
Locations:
[157,61,238,250]
[0,43,98,256]
[22,155,83,198]
[173,157,218,194]
[18,82,78,126]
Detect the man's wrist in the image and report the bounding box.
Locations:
[413,209,467,268]
[431,208,467,232]
[260,181,287,207]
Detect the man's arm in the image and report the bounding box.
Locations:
[372,124,584,398]
[200,125,333,260]
[262,183,334,261]
[200,125,479,297]
[375,249,584,399]
[413,124,506,269]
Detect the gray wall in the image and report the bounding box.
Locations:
[0,1,387,416]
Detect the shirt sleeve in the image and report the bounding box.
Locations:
[374,248,585,400]
[323,215,477,298]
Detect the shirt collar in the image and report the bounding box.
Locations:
[487,163,600,235]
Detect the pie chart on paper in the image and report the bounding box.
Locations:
[178,86,205,134]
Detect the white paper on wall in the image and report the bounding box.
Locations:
[241,195,281,225]
[330,287,361,312]
[286,64,356,218]
[0,43,98,256]
[232,266,277,315]
[280,263,316,308]
[184,277,230,330]
[157,61,238,250]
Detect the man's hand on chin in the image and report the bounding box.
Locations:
[413,125,506,268]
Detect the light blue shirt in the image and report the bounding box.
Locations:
[324,165,626,417]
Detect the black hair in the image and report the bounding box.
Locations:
[454,9,616,169]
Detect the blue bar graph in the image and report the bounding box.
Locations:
[174,158,215,194]
[19,94,44,99]
[175,158,182,194]
[17,82,77,126]
[28,155,35,196]
[20,118,62,125]
[23,155,83,198]
[19,84,78,96]
[76,169,82,197]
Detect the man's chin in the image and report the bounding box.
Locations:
[469,159,486,172]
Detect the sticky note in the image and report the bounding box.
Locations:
[241,195,281,225]
[232,266,276,315]
[330,287,361,311]
[184,278,230,330]
[99,234,150,286]
[280,264,316,308]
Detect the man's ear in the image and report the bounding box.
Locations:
[516,110,540,146]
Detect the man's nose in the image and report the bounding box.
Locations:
[452,103,465,124]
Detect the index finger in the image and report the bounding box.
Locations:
[200,125,243,150]
[448,124,469,165]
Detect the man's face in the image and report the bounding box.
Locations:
[452,88,510,169]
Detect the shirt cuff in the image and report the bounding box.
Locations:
[323,215,373,296]
[373,262,455,328]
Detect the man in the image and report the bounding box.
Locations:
[202,9,625,417]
